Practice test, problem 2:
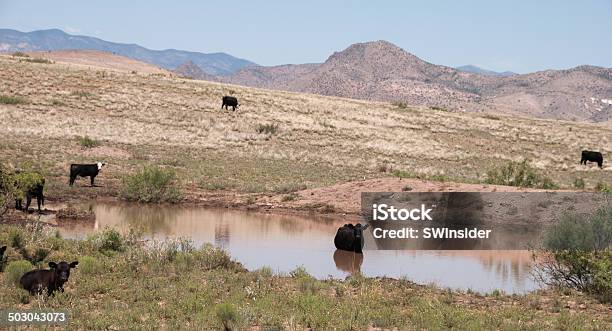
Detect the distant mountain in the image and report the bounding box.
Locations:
[173,60,218,81]
[0,28,256,75]
[225,41,612,122]
[456,65,516,77]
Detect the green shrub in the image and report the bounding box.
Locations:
[79,255,101,274]
[256,123,278,135]
[573,178,585,189]
[14,171,44,201]
[595,181,611,193]
[215,303,239,331]
[77,136,100,148]
[281,193,299,202]
[90,228,124,253]
[0,95,27,105]
[275,183,307,194]
[392,169,414,179]
[5,260,33,286]
[120,166,182,203]
[21,58,53,64]
[536,206,612,303]
[485,160,558,189]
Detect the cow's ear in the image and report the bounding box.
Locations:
[48,262,57,269]
[69,261,79,268]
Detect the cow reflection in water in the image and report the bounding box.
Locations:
[333,249,363,275]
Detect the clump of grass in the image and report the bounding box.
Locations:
[392,101,408,109]
[275,183,307,194]
[595,181,611,192]
[428,174,449,182]
[77,136,100,148]
[71,91,93,98]
[0,95,27,105]
[256,123,279,135]
[392,169,415,179]
[402,185,413,191]
[485,160,558,189]
[215,303,239,331]
[51,99,66,106]
[482,114,500,120]
[573,178,585,189]
[281,192,299,202]
[431,106,449,112]
[4,260,33,286]
[120,166,182,203]
[78,256,102,275]
[90,228,125,254]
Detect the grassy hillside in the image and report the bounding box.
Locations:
[0,55,610,202]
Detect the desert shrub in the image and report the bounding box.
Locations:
[573,178,585,189]
[120,166,182,203]
[392,169,414,179]
[402,185,413,191]
[215,303,239,331]
[485,160,558,189]
[77,136,100,148]
[21,57,52,64]
[535,206,612,303]
[595,181,611,193]
[0,95,27,105]
[5,260,33,286]
[281,193,299,202]
[11,51,29,58]
[275,183,307,194]
[79,256,102,275]
[13,171,44,201]
[0,164,15,217]
[90,228,125,254]
[256,123,278,135]
[392,101,407,109]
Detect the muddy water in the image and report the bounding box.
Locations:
[56,202,540,294]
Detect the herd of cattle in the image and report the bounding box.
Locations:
[0,95,607,296]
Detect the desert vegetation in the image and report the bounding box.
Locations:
[0,225,610,329]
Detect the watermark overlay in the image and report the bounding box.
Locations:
[0,310,69,326]
[361,192,609,250]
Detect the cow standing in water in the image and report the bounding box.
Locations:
[221,96,239,111]
[69,162,105,186]
[581,150,603,168]
[334,223,369,253]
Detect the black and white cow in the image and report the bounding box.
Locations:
[20,261,78,296]
[221,96,239,111]
[69,162,105,187]
[581,151,603,168]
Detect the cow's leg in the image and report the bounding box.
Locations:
[37,196,42,212]
[90,175,95,187]
[15,199,22,210]
[25,195,31,213]
[69,175,76,186]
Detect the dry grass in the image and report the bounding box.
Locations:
[0,55,610,198]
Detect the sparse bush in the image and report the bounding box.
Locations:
[281,193,299,202]
[482,114,500,120]
[120,166,182,203]
[0,164,15,217]
[256,123,278,135]
[595,181,611,193]
[573,178,585,189]
[11,51,29,58]
[0,95,27,105]
[71,91,93,98]
[535,206,612,303]
[77,136,100,148]
[51,99,66,106]
[431,106,449,112]
[215,303,239,331]
[21,58,52,64]
[392,169,414,179]
[5,260,33,286]
[402,185,413,191]
[13,171,44,202]
[275,183,307,194]
[392,101,407,109]
[91,228,125,253]
[79,256,101,275]
[485,160,558,189]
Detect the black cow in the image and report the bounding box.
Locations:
[221,96,239,111]
[0,245,6,271]
[581,150,603,168]
[69,162,105,186]
[15,178,45,213]
[334,223,369,253]
[20,261,78,296]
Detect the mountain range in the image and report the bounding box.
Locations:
[2,29,610,122]
[0,28,255,75]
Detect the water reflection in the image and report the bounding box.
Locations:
[55,202,541,293]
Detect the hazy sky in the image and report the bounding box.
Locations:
[1,0,611,73]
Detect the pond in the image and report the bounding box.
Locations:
[55,202,540,294]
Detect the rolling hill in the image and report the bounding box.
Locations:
[224,41,612,123]
[0,28,256,75]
